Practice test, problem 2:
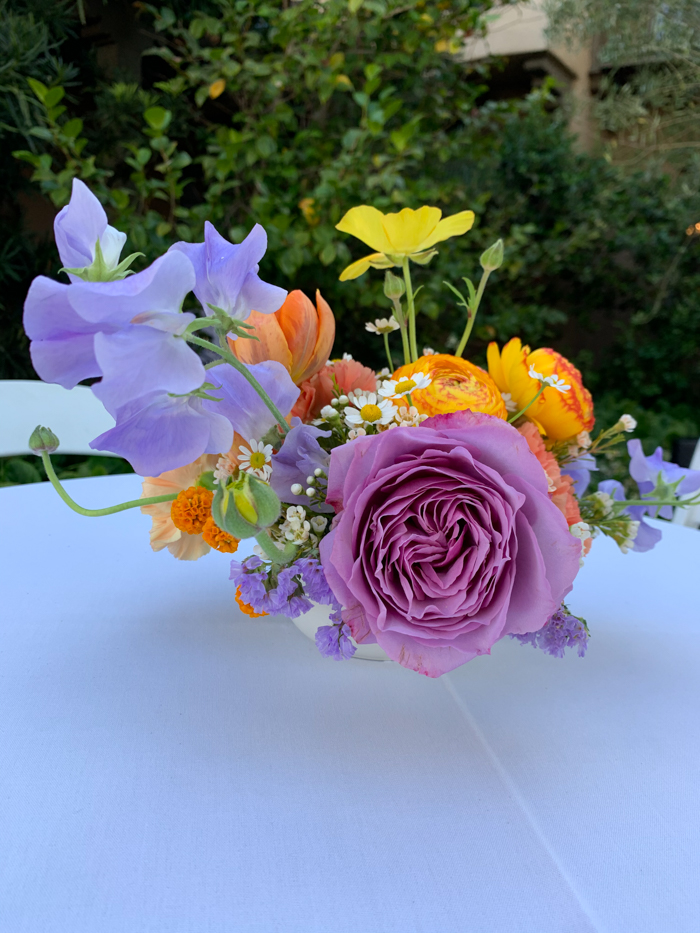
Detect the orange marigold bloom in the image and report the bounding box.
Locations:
[392,354,507,420]
[201,516,239,554]
[170,486,214,536]
[487,338,594,440]
[235,587,268,618]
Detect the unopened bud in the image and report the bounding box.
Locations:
[338,395,349,405]
[314,468,323,477]
[28,425,59,454]
[383,270,405,300]
[290,483,303,496]
[211,473,280,539]
[305,487,315,498]
[480,239,504,272]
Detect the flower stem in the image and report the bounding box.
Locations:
[40,451,176,516]
[401,258,419,363]
[455,268,490,358]
[184,333,291,435]
[255,531,298,564]
[383,332,394,373]
[507,384,546,424]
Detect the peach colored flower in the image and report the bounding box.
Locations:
[304,358,377,419]
[392,354,507,420]
[140,454,218,561]
[517,422,592,554]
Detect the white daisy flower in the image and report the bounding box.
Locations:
[528,365,544,382]
[501,392,518,413]
[577,430,592,448]
[542,374,571,393]
[422,347,437,356]
[348,427,366,440]
[377,371,432,399]
[344,392,397,428]
[392,406,429,428]
[342,352,353,361]
[213,454,236,485]
[365,316,400,335]
[237,438,273,480]
[618,414,637,432]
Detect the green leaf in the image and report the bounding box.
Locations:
[144,107,172,132]
[348,0,363,11]
[28,127,54,141]
[255,135,276,158]
[44,87,65,108]
[319,243,336,265]
[26,77,48,102]
[62,118,84,139]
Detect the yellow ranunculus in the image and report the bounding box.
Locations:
[487,337,595,440]
[335,205,475,281]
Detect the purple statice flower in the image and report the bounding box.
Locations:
[270,420,333,512]
[562,452,597,498]
[204,360,300,443]
[628,439,700,518]
[511,606,589,658]
[90,391,234,477]
[291,557,336,604]
[169,221,287,324]
[54,178,127,281]
[315,624,357,661]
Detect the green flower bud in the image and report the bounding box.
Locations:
[211,472,280,539]
[480,239,504,272]
[383,270,406,300]
[28,425,59,454]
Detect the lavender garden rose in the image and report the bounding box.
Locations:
[320,410,582,677]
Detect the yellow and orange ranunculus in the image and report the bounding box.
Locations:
[335,205,475,281]
[392,354,507,420]
[487,338,594,440]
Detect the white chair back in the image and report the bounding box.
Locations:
[672,438,700,529]
[0,380,116,458]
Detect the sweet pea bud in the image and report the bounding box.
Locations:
[383,270,405,300]
[211,473,280,539]
[28,425,59,454]
[480,239,504,272]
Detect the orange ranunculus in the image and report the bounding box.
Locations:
[229,289,335,419]
[487,338,594,440]
[392,354,507,420]
[517,422,592,555]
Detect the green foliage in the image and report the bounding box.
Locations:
[0,454,133,487]
[1,0,699,485]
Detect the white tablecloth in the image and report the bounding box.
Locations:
[1,475,699,933]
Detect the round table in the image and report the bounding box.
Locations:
[1,474,699,933]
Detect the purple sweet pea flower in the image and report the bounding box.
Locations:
[65,251,203,414]
[89,391,233,476]
[23,276,108,388]
[270,419,333,511]
[628,439,700,517]
[562,453,597,497]
[597,479,662,552]
[320,411,581,678]
[170,221,287,323]
[203,360,300,442]
[54,178,127,281]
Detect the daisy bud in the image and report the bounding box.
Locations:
[306,476,316,485]
[331,398,339,407]
[338,395,349,405]
[383,270,405,300]
[314,468,323,477]
[290,483,303,496]
[305,487,315,498]
[618,414,637,433]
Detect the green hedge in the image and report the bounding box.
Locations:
[1,0,699,483]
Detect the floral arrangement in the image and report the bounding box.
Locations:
[25,180,700,677]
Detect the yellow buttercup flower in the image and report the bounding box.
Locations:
[335,205,475,281]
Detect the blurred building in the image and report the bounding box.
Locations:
[459,1,597,148]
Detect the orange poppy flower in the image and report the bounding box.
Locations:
[391,354,507,419]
